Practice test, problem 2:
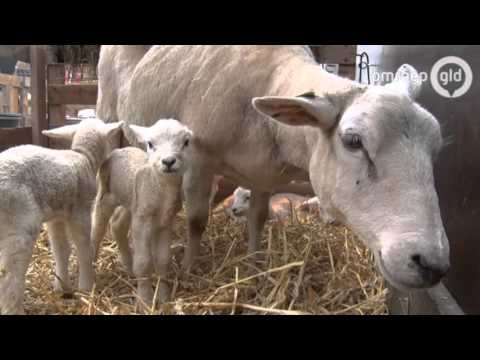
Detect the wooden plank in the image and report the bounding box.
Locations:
[47,64,66,127]
[30,45,48,147]
[0,73,21,88]
[9,86,20,113]
[48,84,98,105]
[0,127,32,151]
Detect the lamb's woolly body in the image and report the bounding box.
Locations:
[0,119,122,314]
[91,120,192,307]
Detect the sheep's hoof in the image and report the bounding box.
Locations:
[53,279,72,295]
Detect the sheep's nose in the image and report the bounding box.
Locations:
[162,157,177,168]
[411,253,450,285]
[232,208,239,215]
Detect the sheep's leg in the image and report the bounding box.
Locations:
[47,220,72,294]
[182,166,214,270]
[110,207,133,275]
[91,194,117,261]
[152,225,173,303]
[0,231,37,315]
[247,190,270,255]
[66,214,95,293]
[131,215,154,309]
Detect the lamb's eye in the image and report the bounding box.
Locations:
[341,133,362,150]
[184,139,190,148]
[245,195,250,201]
[147,141,154,150]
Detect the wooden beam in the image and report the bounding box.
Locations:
[0,74,21,88]
[48,84,98,105]
[30,45,48,147]
[47,64,66,126]
[0,127,32,151]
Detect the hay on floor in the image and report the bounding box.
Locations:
[24,208,388,315]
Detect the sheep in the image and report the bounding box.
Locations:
[220,187,323,225]
[0,118,123,314]
[96,45,152,124]
[90,119,193,308]
[99,46,450,290]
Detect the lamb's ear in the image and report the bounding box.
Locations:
[385,64,422,100]
[128,124,150,144]
[252,95,339,130]
[42,124,80,140]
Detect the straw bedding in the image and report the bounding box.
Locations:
[24,207,388,315]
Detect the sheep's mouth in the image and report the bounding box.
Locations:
[375,251,433,291]
[162,167,179,174]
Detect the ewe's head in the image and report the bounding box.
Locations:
[42,118,123,158]
[230,187,251,218]
[253,64,450,291]
[129,119,193,176]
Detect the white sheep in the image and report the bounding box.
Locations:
[0,118,123,315]
[91,119,193,308]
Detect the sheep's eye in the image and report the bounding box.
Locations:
[147,141,154,150]
[245,196,250,201]
[341,133,362,151]
[184,139,190,148]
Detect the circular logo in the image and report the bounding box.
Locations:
[430,56,473,98]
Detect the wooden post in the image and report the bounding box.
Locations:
[47,64,66,127]
[30,45,48,147]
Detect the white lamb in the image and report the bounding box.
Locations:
[224,187,331,224]
[0,118,123,315]
[91,119,193,308]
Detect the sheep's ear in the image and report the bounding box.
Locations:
[385,64,422,100]
[42,124,80,140]
[128,124,150,144]
[104,121,123,138]
[252,95,339,130]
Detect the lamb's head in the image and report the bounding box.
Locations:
[42,118,123,160]
[230,187,251,218]
[253,64,450,291]
[129,119,193,176]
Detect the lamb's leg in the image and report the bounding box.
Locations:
[47,220,72,294]
[182,166,214,270]
[247,190,270,255]
[131,214,154,309]
[91,193,117,261]
[152,226,173,303]
[66,214,95,293]
[110,207,133,275]
[0,231,37,315]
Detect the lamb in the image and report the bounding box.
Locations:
[0,118,123,315]
[221,187,323,224]
[90,119,193,308]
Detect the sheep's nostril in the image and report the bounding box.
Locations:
[162,157,176,168]
[411,253,449,283]
[232,208,239,215]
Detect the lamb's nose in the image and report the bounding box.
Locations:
[162,157,176,168]
[411,254,450,284]
[232,208,239,215]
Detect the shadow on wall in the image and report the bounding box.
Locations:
[377,45,480,314]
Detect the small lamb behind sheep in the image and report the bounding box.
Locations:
[0,119,123,314]
[221,187,334,225]
[91,119,193,308]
